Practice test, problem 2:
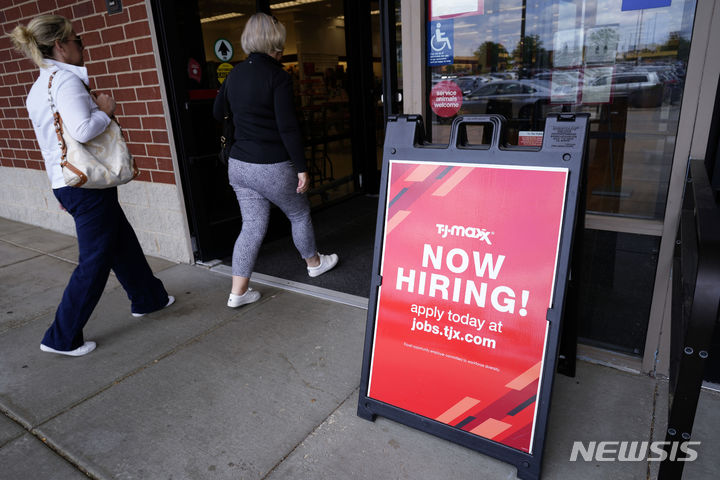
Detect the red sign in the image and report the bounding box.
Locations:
[367,160,569,453]
[430,80,463,118]
[518,131,544,147]
[188,58,202,83]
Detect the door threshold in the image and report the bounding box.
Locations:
[206,263,369,310]
[576,343,643,374]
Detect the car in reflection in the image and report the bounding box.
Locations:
[657,70,683,104]
[460,80,553,120]
[583,71,664,108]
[532,70,579,89]
[641,66,684,104]
[452,75,490,95]
[488,72,517,80]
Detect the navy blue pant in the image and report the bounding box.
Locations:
[42,187,169,351]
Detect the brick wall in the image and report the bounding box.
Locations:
[0,0,175,185]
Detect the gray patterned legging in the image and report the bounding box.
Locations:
[228,159,317,277]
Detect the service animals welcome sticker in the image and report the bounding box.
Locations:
[430,80,463,117]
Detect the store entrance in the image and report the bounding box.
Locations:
[152,0,389,294]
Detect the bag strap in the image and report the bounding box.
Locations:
[221,67,233,119]
[47,72,90,182]
[223,82,232,120]
[219,81,233,157]
[224,96,231,118]
[47,72,68,166]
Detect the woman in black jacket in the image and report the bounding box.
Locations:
[213,13,338,308]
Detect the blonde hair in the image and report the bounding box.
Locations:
[241,13,286,56]
[8,15,73,68]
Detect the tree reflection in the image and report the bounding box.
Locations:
[512,34,549,77]
[473,41,509,73]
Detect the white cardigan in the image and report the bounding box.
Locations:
[25,59,111,189]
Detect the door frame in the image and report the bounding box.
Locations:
[380,0,400,119]
[344,0,381,194]
[644,0,720,376]
[149,0,210,260]
[149,0,385,261]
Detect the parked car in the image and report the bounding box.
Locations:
[642,66,684,105]
[532,70,579,89]
[488,72,517,80]
[461,80,553,120]
[452,75,490,95]
[583,71,664,108]
[651,70,682,104]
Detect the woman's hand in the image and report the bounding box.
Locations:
[92,92,116,117]
[297,172,310,194]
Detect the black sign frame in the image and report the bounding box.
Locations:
[357,114,590,480]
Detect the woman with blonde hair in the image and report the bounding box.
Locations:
[213,12,339,308]
[10,15,174,356]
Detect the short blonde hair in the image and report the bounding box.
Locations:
[241,13,286,56]
[8,15,73,68]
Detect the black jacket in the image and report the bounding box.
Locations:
[213,52,306,173]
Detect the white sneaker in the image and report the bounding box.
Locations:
[227,288,261,308]
[307,253,339,278]
[40,341,96,357]
[132,295,175,318]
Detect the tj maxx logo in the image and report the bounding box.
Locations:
[435,224,493,244]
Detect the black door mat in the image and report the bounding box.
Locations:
[223,194,380,298]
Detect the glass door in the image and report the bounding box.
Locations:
[424,0,697,355]
[151,0,259,261]
[199,0,357,206]
[270,1,356,205]
[153,0,384,261]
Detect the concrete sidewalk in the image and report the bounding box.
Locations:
[1,216,718,480]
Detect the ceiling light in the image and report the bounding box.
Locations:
[200,12,244,23]
[271,0,324,9]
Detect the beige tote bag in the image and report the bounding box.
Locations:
[48,72,138,188]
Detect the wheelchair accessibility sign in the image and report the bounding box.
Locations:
[428,19,454,66]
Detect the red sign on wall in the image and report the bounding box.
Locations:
[367,160,569,453]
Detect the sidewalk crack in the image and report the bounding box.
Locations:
[260,387,359,479]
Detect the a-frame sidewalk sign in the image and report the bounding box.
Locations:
[358,113,590,480]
